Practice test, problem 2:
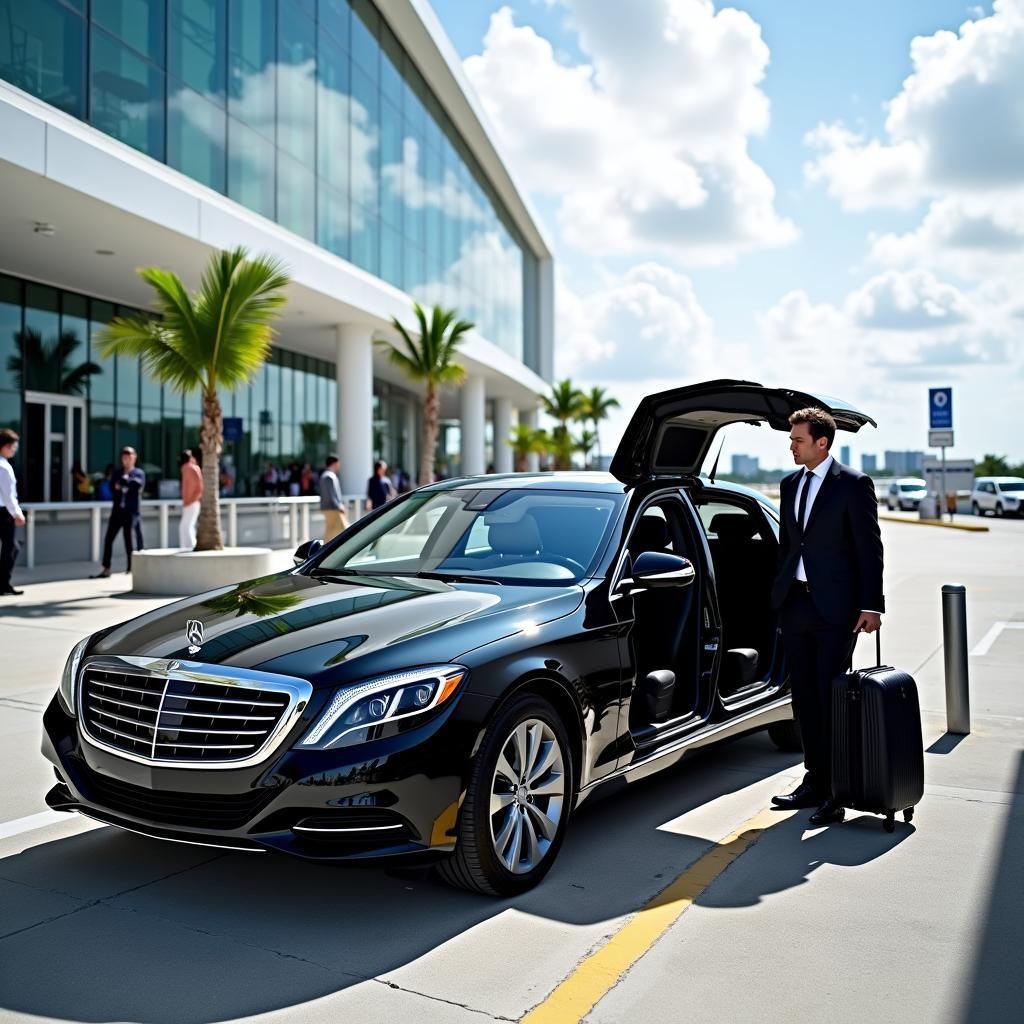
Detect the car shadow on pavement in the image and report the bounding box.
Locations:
[0,736,808,1024]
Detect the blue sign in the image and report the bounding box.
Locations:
[929,388,952,429]
[223,417,243,443]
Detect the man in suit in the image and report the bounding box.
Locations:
[770,407,884,826]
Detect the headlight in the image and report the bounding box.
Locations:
[59,637,91,717]
[299,665,467,750]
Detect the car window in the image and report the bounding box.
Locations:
[696,500,770,544]
[998,482,1024,492]
[318,488,623,584]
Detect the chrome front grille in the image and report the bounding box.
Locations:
[78,658,311,768]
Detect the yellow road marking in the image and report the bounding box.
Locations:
[522,806,788,1024]
[879,514,988,532]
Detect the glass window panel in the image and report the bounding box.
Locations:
[403,135,424,249]
[280,363,293,426]
[402,56,427,135]
[351,63,379,218]
[228,0,275,137]
[116,412,139,453]
[424,90,442,152]
[379,23,401,106]
[317,31,349,189]
[380,99,402,229]
[22,284,60,394]
[169,0,226,100]
[317,180,349,259]
[228,116,275,219]
[0,276,22,393]
[319,0,349,50]
[380,221,401,289]
[403,245,425,297]
[60,293,92,398]
[89,402,116,477]
[351,205,379,277]
[140,354,162,408]
[424,145,442,265]
[326,374,337,448]
[90,27,166,159]
[277,0,315,164]
[168,81,226,190]
[278,152,315,240]
[350,0,378,79]
[0,0,86,118]
[92,0,165,64]
[88,301,116,403]
[116,349,140,417]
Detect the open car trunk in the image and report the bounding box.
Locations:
[610,379,876,485]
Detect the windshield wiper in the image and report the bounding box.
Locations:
[309,566,388,578]
[415,571,503,585]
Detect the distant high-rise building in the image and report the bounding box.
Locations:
[862,454,878,474]
[884,450,925,475]
[840,445,851,466]
[731,454,760,477]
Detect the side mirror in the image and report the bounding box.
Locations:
[293,538,323,566]
[629,551,695,589]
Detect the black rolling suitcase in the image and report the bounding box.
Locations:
[831,631,924,832]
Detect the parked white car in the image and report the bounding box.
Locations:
[971,477,1024,517]
[886,477,927,511]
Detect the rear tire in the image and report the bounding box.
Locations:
[768,718,803,752]
[436,693,574,896]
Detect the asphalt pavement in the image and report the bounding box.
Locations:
[0,517,1020,1023]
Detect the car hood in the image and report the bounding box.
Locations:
[610,379,876,483]
[87,571,583,685]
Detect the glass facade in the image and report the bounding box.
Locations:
[0,0,535,367]
[0,272,338,502]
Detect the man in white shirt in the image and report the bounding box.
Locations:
[769,407,884,826]
[0,428,26,596]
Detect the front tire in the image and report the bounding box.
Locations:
[437,694,573,895]
[995,503,1004,517]
[972,501,981,517]
[768,718,803,752]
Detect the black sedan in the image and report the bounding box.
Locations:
[42,381,875,894]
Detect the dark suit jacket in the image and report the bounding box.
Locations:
[771,459,884,625]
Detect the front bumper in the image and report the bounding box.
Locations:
[41,689,494,863]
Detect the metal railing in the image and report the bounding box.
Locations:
[19,495,369,569]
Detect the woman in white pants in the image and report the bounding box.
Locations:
[179,449,203,550]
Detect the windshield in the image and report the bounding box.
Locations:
[900,482,925,491]
[314,488,623,584]
[998,482,1024,492]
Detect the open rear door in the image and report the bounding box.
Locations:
[609,379,876,485]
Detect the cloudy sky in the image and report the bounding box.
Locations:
[430,0,1024,470]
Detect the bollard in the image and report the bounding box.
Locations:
[942,584,971,735]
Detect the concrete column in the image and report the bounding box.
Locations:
[336,323,375,498]
[521,405,541,473]
[493,397,514,474]
[460,375,486,477]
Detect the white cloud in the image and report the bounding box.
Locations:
[464,3,796,265]
[846,269,973,330]
[555,262,716,381]
[805,0,1024,274]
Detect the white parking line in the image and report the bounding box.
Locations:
[971,621,1024,657]
[0,810,77,841]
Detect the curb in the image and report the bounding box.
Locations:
[879,514,989,533]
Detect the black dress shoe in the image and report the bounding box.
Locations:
[771,781,823,809]
[0,587,23,595]
[808,799,846,827]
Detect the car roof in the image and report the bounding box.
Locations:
[975,476,1024,483]
[421,472,631,494]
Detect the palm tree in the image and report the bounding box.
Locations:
[98,246,290,550]
[506,424,549,472]
[8,327,100,395]
[541,379,585,471]
[575,428,597,469]
[379,302,473,486]
[579,386,620,469]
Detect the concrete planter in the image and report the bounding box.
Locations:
[131,547,280,596]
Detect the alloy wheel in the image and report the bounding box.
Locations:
[488,719,566,874]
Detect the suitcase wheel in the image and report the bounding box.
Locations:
[883,813,896,833]
[903,808,914,824]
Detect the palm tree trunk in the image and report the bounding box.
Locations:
[420,382,439,486]
[196,390,224,551]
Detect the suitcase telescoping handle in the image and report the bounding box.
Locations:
[852,624,882,669]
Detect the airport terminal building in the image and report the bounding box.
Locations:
[0,0,553,502]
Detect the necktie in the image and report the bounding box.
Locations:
[796,470,813,533]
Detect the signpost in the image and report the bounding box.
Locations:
[929,388,953,520]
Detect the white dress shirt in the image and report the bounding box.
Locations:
[794,454,832,582]
[0,455,23,519]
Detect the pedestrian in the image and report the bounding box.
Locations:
[300,462,315,496]
[97,463,114,502]
[366,459,396,510]
[319,455,348,543]
[179,448,203,550]
[0,428,25,596]
[92,446,146,578]
[71,461,93,501]
[770,407,884,827]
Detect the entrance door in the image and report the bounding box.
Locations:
[24,392,87,502]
